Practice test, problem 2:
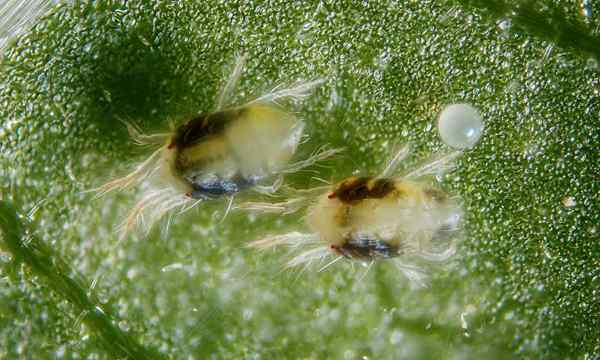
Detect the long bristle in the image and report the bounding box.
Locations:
[246,78,326,106]
[280,146,344,174]
[119,188,171,236]
[123,121,170,146]
[395,261,429,288]
[286,246,332,268]
[403,151,462,179]
[380,144,411,178]
[145,195,192,230]
[216,53,248,110]
[416,245,456,263]
[91,147,163,198]
[248,232,317,249]
[235,197,307,215]
[118,188,194,237]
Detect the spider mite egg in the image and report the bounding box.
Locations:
[437,103,484,149]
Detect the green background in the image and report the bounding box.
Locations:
[0,1,598,359]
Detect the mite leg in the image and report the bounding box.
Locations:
[142,194,191,233]
[245,78,326,106]
[252,175,283,195]
[119,188,186,236]
[236,182,330,215]
[380,144,410,178]
[394,260,429,288]
[402,151,462,179]
[235,197,307,215]
[416,243,456,263]
[286,246,332,269]
[92,147,163,198]
[216,54,248,111]
[119,118,171,146]
[280,146,343,175]
[248,232,319,249]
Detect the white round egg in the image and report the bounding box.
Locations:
[437,103,484,149]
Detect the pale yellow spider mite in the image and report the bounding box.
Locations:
[94,55,339,235]
[245,146,462,286]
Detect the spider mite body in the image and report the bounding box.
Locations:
[166,105,303,200]
[246,147,462,285]
[94,55,336,234]
[310,176,457,262]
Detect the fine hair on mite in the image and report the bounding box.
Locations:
[244,145,463,287]
[92,54,341,236]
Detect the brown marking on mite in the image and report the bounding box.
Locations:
[169,109,241,150]
[328,176,396,204]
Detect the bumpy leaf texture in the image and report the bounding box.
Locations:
[0,1,598,359]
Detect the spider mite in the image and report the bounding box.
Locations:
[246,145,462,286]
[93,54,339,235]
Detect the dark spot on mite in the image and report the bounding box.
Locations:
[333,233,400,261]
[423,187,447,203]
[188,173,258,200]
[169,109,242,150]
[328,176,395,204]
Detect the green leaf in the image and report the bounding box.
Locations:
[1,1,598,358]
